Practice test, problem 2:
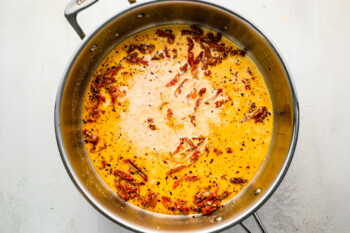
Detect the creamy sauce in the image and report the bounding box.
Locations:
[81,25,273,215]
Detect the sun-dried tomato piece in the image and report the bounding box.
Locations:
[198,88,206,97]
[174,199,190,213]
[161,196,172,210]
[124,159,148,182]
[114,169,135,181]
[173,176,184,189]
[251,106,268,123]
[194,51,204,65]
[206,32,222,43]
[181,25,203,36]
[164,46,171,58]
[156,29,175,44]
[167,165,187,176]
[174,79,188,97]
[141,191,158,208]
[165,73,181,87]
[217,190,230,201]
[171,141,183,156]
[230,177,248,184]
[126,52,149,66]
[202,205,218,215]
[186,175,200,181]
[187,37,194,52]
[188,51,194,67]
[115,180,130,201]
[181,137,197,148]
[109,85,126,103]
[127,43,155,54]
[230,49,246,57]
[83,129,99,145]
[151,52,165,60]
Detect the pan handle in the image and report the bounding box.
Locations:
[64,0,137,39]
[240,212,268,233]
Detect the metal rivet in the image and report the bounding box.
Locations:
[90,44,97,52]
[115,33,119,37]
[215,216,223,222]
[224,26,228,30]
[255,188,262,195]
[136,13,145,19]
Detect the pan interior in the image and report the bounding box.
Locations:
[57,1,297,232]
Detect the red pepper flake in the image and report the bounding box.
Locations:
[156,29,175,44]
[187,88,198,99]
[167,165,187,176]
[174,79,188,97]
[172,49,178,58]
[221,174,227,180]
[226,147,233,153]
[213,147,223,156]
[245,85,251,90]
[204,70,211,76]
[167,108,173,118]
[216,88,223,96]
[164,46,171,58]
[251,106,268,123]
[188,114,196,127]
[165,73,181,87]
[114,169,135,181]
[124,159,148,182]
[149,124,158,130]
[214,99,226,108]
[126,52,149,66]
[194,98,202,111]
[198,88,206,97]
[179,63,188,73]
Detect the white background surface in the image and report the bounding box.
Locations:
[1,0,349,232]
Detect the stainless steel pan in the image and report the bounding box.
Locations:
[55,0,299,232]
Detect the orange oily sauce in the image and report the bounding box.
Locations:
[81,25,273,215]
